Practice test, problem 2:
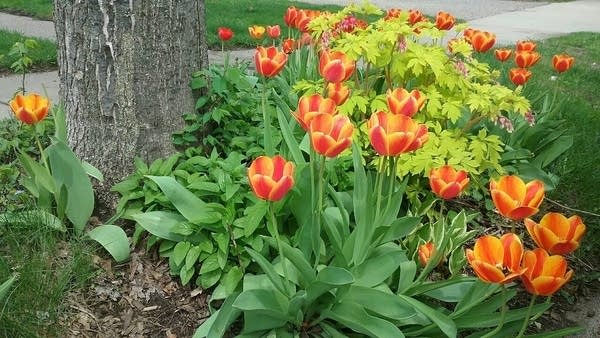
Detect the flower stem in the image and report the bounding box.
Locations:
[481,285,508,338]
[35,133,49,172]
[269,202,291,295]
[314,155,326,267]
[374,156,387,217]
[516,294,538,338]
[261,78,274,156]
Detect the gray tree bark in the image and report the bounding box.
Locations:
[53,0,208,212]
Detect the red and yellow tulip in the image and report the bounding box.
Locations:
[386,88,426,117]
[521,248,573,296]
[293,94,337,131]
[435,11,455,30]
[248,155,295,201]
[466,233,525,284]
[469,30,496,53]
[319,50,355,83]
[267,25,281,39]
[248,25,266,40]
[509,68,532,86]
[254,46,288,78]
[494,48,512,62]
[515,51,541,68]
[368,111,428,156]
[516,40,537,52]
[552,54,575,73]
[490,175,544,220]
[327,82,350,106]
[525,212,586,255]
[9,93,50,125]
[282,38,295,54]
[429,165,469,200]
[310,114,354,158]
[284,6,298,28]
[217,27,233,41]
[408,9,425,26]
[296,9,320,33]
[418,242,437,267]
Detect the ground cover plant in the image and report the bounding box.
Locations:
[0,30,56,74]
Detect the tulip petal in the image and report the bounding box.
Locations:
[440,183,461,200]
[473,235,503,266]
[530,276,569,296]
[507,206,539,220]
[249,175,275,200]
[269,176,294,201]
[470,260,506,283]
[491,190,519,218]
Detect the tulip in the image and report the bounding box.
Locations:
[248,155,295,201]
[9,93,50,125]
[296,9,320,33]
[521,248,573,296]
[267,25,281,39]
[429,165,469,200]
[310,114,354,157]
[435,11,455,30]
[282,38,295,54]
[418,242,437,267]
[368,111,428,156]
[386,88,426,117]
[525,212,586,255]
[470,30,496,53]
[408,9,425,25]
[284,6,298,28]
[509,68,532,86]
[494,48,512,62]
[385,8,403,20]
[516,40,537,52]
[217,27,233,41]
[490,175,544,220]
[552,54,575,73]
[463,28,476,43]
[466,233,525,284]
[327,82,350,106]
[319,50,355,83]
[254,46,287,78]
[248,25,266,40]
[515,51,541,68]
[293,94,337,131]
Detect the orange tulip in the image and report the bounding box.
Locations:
[494,48,512,62]
[217,27,233,41]
[466,233,525,284]
[435,11,455,30]
[525,212,586,255]
[319,50,355,83]
[490,175,544,220]
[267,25,281,39]
[521,248,573,296]
[293,94,337,131]
[9,93,50,125]
[248,25,266,40]
[470,30,496,53]
[385,8,403,21]
[552,54,575,73]
[429,165,469,200]
[516,40,537,52]
[386,88,426,117]
[327,82,350,106]
[515,51,541,68]
[284,6,298,28]
[310,114,354,158]
[248,155,295,201]
[368,111,428,156]
[296,9,320,33]
[254,46,287,78]
[463,28,476,43]
[408,9,425,25]
[418,242,437,267]
[282,38,295,54]
[509,68,532,86]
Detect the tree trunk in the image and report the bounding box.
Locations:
[53,0,208,213]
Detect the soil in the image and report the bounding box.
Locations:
[61,247,211,338]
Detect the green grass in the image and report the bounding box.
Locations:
[0,215,96,337]
[0,29,57,72]
[0,0,53,20]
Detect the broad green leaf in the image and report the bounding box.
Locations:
[18,152,55,194]
[264,237,316,287]
[46,139,95,234]
[199,269,222,289]
[173,241,191,266]
[132,211,187,242]
[424,280,475,302]
[523,326,584,338]
[324,301,404,338]
[454,280,500,315]
[199,253,220,274]
[239,201,268,237]
[52,105,68,142]
[398,295,457,338]
[233,289,289,314]
[353,249,404,287]
[193,293,241,338]
[344,286,417,321]
[87,224,130,262]
[147,176,222,224]
[81,160,104,182]
[276,106,305,164]
[317,266,354,285]
[350,143,371,265]
[185,246,202,270]
[245,248,288,296]
[454,303,551,328]
[397,260,417,294]
[380,217,421,243]
[180,265,195,285]
[221,266,243,295]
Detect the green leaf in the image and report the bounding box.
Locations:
[173,241,191,266]
[239,201,268,237]
[246,248,288,296]
[317,266,354,285]
[87,225,130,263]
[380,217,420,243]
[147,176,222,224]
[199,253,220,274]
[398,295,457,338]
[52,105,68,143]
[233,289,289,315]
[193,293,241,338]
[199,269,222,289]
[132,211,187,242]
[276,106,305,164]
[424,279,476,302]
[186,245,202,270]
[18,152,55,194]
[344,286,417,321]
[221,266,243,295]
[455,303,551,328]
[350,142,372,265]
[46,139,95,234]
[353,249,405,287]
[324,301,404,338]
[81,161,104,182]
[0,274,18,301]
[523,326,584,338]
[1,209,65,232]
[397,260,417,294]
[454,279,500,315]
[264,236,316,287]
[180,265,195,285]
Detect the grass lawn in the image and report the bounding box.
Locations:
[0,0,52,20]
[0,29,56,72]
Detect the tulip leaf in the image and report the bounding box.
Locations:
[323,301,405,338]
[522,326,584,338]
[193,293,241,338]
[276,104,304,165]
[454,303,551,328]
[398,295,457,338]
[132,211,187,242]
[343,286,417,321]
[454,279,500,316]
[350,142,373,266]
[87,224,130,263]
[353,247,405,287]
[245,247,289,297]
[264,236,316,287]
